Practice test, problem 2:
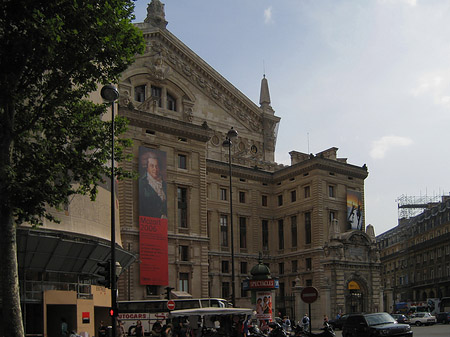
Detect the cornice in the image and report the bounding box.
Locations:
[120,107,213,142]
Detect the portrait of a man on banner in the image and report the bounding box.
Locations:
[138,147,168,285]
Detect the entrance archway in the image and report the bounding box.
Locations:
[345,280,366,313]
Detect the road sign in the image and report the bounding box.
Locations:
[167,300,176,310]
[301,286,319,304]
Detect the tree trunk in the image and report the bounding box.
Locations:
[0,210,25,337]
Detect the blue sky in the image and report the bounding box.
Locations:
[132,0,450,235]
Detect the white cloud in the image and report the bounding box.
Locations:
[264,6,273,24]
[370,136,413,159]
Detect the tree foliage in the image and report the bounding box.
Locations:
[0,1,145,336]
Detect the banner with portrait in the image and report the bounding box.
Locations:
[347,190,363,230]
[139,147,168,285]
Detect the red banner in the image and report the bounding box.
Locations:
[139,216,168,285]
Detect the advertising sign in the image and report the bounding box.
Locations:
[347,190,363,230]
[255,291,273,321]
[139,147,168,285]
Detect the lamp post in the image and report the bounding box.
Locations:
[222,127,238,307]
[101,84,119,337]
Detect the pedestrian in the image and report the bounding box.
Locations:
[61,318,69,337]
[282,316,291,332]
[98,321,107,337]
[135,320,144,337]
[302,314,310,332]
[117,320,125,337]
[323,314,329,326]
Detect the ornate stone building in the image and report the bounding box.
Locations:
[116,0,382,324]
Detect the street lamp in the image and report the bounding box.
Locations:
[101,84,119,337]
[222,127,238,307]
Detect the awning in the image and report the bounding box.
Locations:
[17,227,136,277]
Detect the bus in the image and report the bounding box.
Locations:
[117,298,231,335]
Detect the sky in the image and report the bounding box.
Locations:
[132,0,450,236]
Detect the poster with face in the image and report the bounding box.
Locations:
[347,190,363,230]
[138,147,168,285]
[255,291,273,321]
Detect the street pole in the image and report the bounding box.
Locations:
[223,127,238,307]
[101,84,119,337]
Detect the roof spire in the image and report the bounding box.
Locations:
[259,74,271,107]
[144,0,168,29]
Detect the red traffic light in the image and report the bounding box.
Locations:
[109,308,116,317]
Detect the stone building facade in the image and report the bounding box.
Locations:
[116,0,382,323]
[377,196,450,313]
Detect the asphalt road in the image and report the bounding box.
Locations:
[332,323,450,337]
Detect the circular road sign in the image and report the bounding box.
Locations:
[167,300,176,310]
[301,286,319,304]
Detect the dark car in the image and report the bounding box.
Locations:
[391,314,410,325]
[342,312,413,337]
[436,312,450,324]
[328,314,349,330]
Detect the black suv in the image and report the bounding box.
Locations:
[342,312,412,337]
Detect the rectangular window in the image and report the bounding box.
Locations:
[304,186,311,198]
[278,219,284,250]
[222,260,229,273]
[177,187,188,228]
[240,283,248,298]
[220,215,228,247]
[291,190,297,202]
[151,85,162,107]
[178,154,187,169]
[180,245,189,261]
[291,216,298,248]
[239,217,247,249]
[292,260,298,273]
[279,282,285,296]
[328,185,335,198]
[167,92,176,111]
[306,279,312,286]
[239,191,246,203]
[279,262,284,275]
[262,195,268,207]
[220,188,227,201]
[278,194,283,206]
[306,257,312,270]
[240,262,248,274]
[222,282,230,300]
[330,211,336,223]
[262,220,269,250]
[305,212,312,244]
[179,273,189,292]
[134,85,146,102]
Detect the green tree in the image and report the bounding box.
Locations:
[0,1,145,336]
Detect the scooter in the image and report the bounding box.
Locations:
[299,322,336,337]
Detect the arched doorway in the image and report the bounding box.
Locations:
[345,280,365,313]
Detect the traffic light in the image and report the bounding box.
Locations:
[165,286,174,300]
[109,307,117,317]
[97,260,111,288]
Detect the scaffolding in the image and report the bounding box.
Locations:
[396,194,442,220]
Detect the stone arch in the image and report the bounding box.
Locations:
[344,275,369,314]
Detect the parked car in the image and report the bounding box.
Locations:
[435,312,450,324]
[342,312,412,337]
[409,312,436,326]
[328,314,349,330]
[391,313,410,325]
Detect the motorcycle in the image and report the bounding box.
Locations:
[267,321,287,337]
[299,322,335,337]
[248,325,267,337]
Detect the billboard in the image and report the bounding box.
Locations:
[255,291,273,321]
[347,190,363,230]
[138,147,168,285]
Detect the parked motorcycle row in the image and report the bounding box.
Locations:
[248,320,336,337]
